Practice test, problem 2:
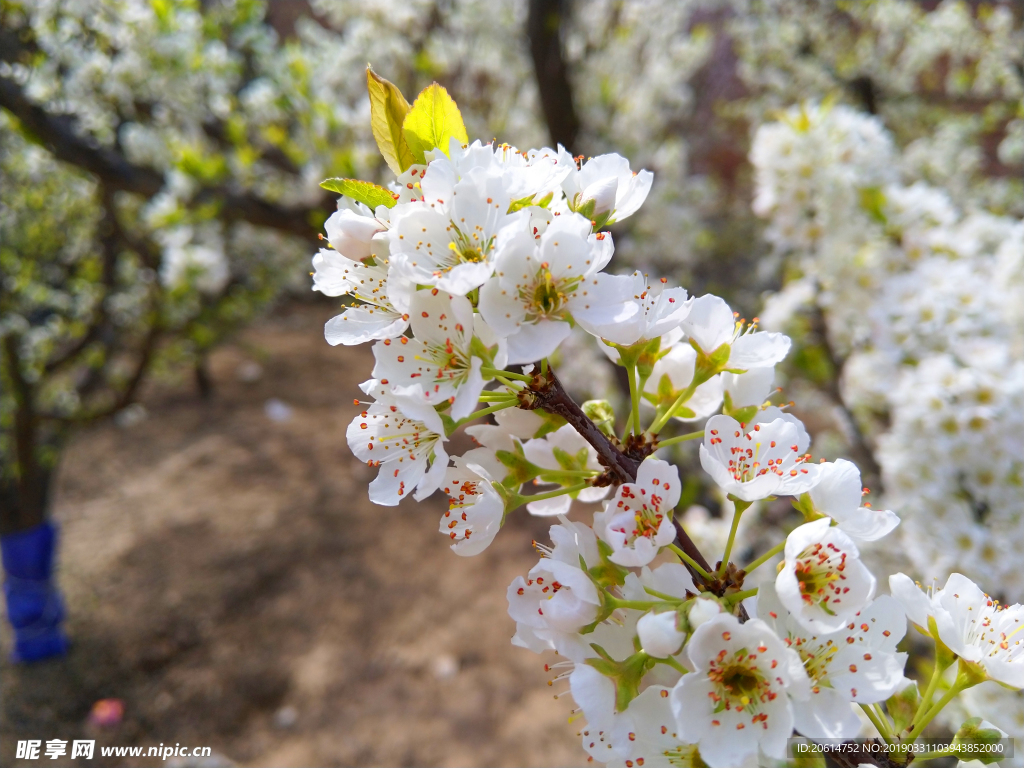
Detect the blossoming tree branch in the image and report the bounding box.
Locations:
[314,69,1022,768]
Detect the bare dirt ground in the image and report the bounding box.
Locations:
[1,301,585,767]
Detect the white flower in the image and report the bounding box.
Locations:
[507,519,602,647]
[889,573,1024,688]
[611,686,703,768]
[438,461,504,556]
[571,663,618,741]
[521,424,610,515]
[322,204,387,261]
[345,389,448,506]
[371,289,506,419]
[507,556,601,635]
[561,149,654,224]
[699,414,820,501]
[479,213,637,363]
[593,457,681,567]
[388,163,528,295]
[777,518,877,633]
[645,342,724,421]
[599,271,691,348]
[316,245,415,345]
[809,459,900,543]
[681,295,791,370]
[759,582,908,739]
[638,611,686,658]
[670,613,810,768]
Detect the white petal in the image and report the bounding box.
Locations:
[325,307,408,346]
[792,687,862,739]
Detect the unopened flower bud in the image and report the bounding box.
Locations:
[687,597,721,629]
[637,610,685,658]
[578,176,619,217]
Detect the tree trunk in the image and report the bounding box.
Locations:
[528,0,581,153]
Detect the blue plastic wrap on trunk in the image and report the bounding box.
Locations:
[1,520,69,662]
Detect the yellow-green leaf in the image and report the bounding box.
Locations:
[320,178,397,209]
[402,82,469,163]
[366,67,416,175]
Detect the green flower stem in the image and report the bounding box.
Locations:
[538,469,600,478]
[541,358,548,377]
[484,367,533,383]
[660,654,689,675]
[626,362,643,436]
[644,586,687,602]
[719,499,751,578]
[873,703,892,736]
[860,703,896,745]
[606,596,663,611]
[744,542,786,574]
[668,543,711,581]
[521,481,590,504]
[914,654,947,728]
[478,391,519,400]
[726,587,758,605]
[656,430,703,449]
[907,666,974,739]
[493,374,525,390]
[456,399,519,428]
[648,380,698,434]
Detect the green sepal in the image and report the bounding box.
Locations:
[320,178,398,209]
[494,444,543,488]
[401,82,469,164]
[492,482,524,525]
[885,678,920,734]
[582,400,616,438]
[722,390,760,424]
[507,194,537,213]
[366,68,416,174]
[586,539,629,590]
[952,717,1006,764]
[530,409,568,438]
[439,413,458,436]
[469,335,502,369]
[691,339,732,384]
[929,616,958,670]
[792,492,824,523]
[584,644,657,713]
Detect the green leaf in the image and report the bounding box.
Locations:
[402,82,469,163]
[320,178,397,209]
[366,68,416,174]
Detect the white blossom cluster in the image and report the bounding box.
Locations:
[321,81,1024,762]
[751,103,1024,611]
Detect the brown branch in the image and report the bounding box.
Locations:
[518,366,736,596]
[519,366,639,483]
[528,0,581,153]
